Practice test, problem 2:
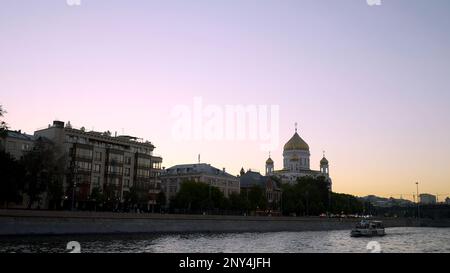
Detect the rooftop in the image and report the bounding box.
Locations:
[5,130,36,142]
[37,120,155,148]
[163,163,237,179]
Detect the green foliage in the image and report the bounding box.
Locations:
[0,150,24,207]
[123,186,139,204]
[246,185,268,211]
[330,192,364,214]
[20,138,65,208]
[88,187,105,211]
[171,180,227,211]
[0,105,8,138]
[156,191,166,206]
[281,176,330,216]
[228,192,247,210]
[89,187,104,203]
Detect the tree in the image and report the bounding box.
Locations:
[20,138,64,209]
[281,176,330,216]
[247,185,267,211]
[171,180,226,212]
[156,191,166,208]
[228,192,246,211]
[330,192,364,215]
[0,105,8,138]
[0,150,24,208]
[47,176,64,210]
[103,182,119,211]
[89,187,105,211]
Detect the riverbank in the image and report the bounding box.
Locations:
[0,209,427,236]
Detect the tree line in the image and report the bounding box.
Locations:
[169,176,366,216]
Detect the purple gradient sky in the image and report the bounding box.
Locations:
[1,0,450,199]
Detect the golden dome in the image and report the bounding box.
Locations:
[283,132,309,151]
[266,157,274,164]
[320,157,329,165]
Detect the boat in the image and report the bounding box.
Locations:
[351,220,386,237]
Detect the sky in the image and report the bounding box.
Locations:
[1,0,450,200]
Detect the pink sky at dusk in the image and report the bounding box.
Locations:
[1,0,450,200]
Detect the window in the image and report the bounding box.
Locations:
[93,176,101,186]
[21,143,30,151]
[108,153,124,164]
[125,156,132,165]
[124,179,130,187]
[137,169,150,178]
[76,148,93,159]
[7,141,16,150]
[94,152,102,161]
[76,161,92,171]
[137,157,151,168]
[109,177,120,186]
[108,165,123,175]
[93,164,101,173]
[124,168,131,176]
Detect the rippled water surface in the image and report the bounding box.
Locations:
[1,227,449,253]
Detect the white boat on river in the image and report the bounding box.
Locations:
[351,220,386,237]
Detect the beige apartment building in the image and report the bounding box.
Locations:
[160,163,240,205]
[0,130,35,160]
[34,120,162,210]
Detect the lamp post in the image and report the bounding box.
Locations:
[416,182,420,220]
[71,164,78,211]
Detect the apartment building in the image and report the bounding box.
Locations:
[0,130,35,160]
[34,120,162,210]
[160,163,240,205]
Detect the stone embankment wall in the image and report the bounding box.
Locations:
[0,210,419,236]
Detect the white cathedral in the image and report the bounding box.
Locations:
[265,125,332,191]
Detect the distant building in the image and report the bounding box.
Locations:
[361,195,414,207]
[265,125,332,190]
[160,163,240,204]
[445,197,450,205]
[239,169,282,210]
[0,130,35,160]
[34,120,163,210]
[419,194,437,205]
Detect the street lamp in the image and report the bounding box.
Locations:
[71,164,78,211]
[416,182,420,220]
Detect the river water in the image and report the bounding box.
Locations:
[1,227,449,253]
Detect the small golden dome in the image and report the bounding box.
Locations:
[283,132,309,151]
[266,157,274,164]
[321,157,329,165]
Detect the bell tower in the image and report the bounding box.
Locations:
[265,152,274,176]
[320,151,329,176]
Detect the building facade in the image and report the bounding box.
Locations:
[239,169,282,211]
[0,130,35,160]
[265,125,332,190]
[419,194,437,205]
[160,163,240,205]
[34,121,162,210]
